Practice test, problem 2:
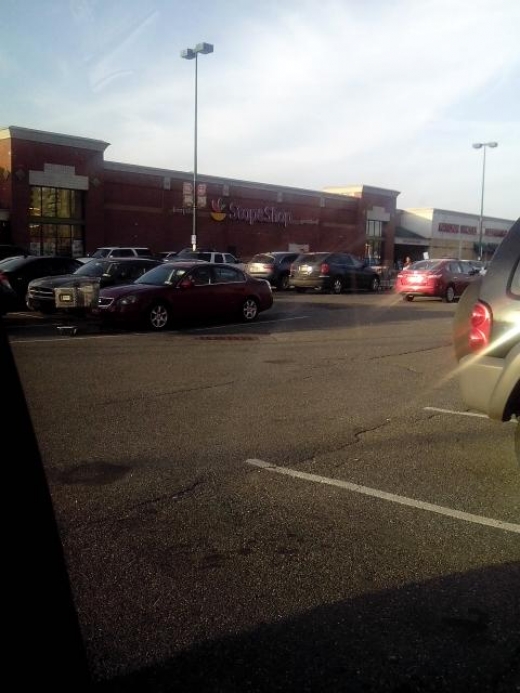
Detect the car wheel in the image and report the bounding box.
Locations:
[444,285,456,303]
[241,297,259,321]
[277,274,290,291]
[147,302,170,330]
[369,276,380,292]
[404,295,414,302]
[515,421,520,466]
[331,277,343,294]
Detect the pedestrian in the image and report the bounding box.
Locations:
[403,256,413,269]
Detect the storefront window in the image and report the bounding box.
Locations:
[41,187,57,217]
[30,188,42,217]
[28,222,84,256]
[28,186,85,255]
[365,220,384,263]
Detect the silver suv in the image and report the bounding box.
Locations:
[173,248,244,269]
[453,217,520,463]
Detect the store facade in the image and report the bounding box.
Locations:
[398,208,513,262]
[0,126,399,264]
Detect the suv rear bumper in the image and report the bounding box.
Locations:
[459,343,520,420]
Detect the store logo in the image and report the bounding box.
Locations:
[210,198,292,227]
[210,197,227,221]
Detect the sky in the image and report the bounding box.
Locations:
[1,0,519,221]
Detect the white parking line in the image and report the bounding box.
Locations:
[9,333,146,344]
[424,406,488,419]
[245,459,520,535]
[187,315,309,332]
[424,406,517,424]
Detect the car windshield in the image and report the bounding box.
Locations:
[176,249,200,259]
[407,260,443,271]
[73,260,112,277]
[134,264,188,285]
[90,249,112,258]
[297,253,328,263]
[250,254,275,263]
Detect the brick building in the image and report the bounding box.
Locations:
[0,126,399,265]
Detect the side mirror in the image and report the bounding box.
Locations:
[179,277,194,289]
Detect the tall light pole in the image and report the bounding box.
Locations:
[472,141,498,261]
[181,42,214,251]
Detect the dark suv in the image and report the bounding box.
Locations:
[26,257,161,313]
[453,217,520,464]
[246,251,301,290]
[289,252,380,294]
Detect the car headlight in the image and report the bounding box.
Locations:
[117,294,139,306]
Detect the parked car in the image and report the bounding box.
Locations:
[288,252,380,294]
[172,248,245,268]
[79,246,153,261]
[92,260,273,331]
[0,255,82,314]
[0,244,31,260]
[453,218,520,463]
[26,257,161,314]
[246,251,301,290]
[395,258,480,302]
[157,251,178,261]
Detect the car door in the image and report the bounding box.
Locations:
[210,265,247,315]
[174,264,215,319]
[447,261,468,297]
[332,253,355,289]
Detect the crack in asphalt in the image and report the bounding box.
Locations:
[63,478,204,532]
[369,342,452,360]
[285,420,395,469]
[89,380,237,408]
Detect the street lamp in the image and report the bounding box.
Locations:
[472,141,498,261]
[181,42,214,251]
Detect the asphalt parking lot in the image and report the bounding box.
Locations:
[5,290,520,692]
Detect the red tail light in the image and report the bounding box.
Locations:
[0,271,10,288]
[469,301,492,352]
[320,263,330,274]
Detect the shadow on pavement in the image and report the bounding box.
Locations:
[95,562,520,693]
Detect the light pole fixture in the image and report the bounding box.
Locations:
[472,141,498,261]
[181,42,214,251]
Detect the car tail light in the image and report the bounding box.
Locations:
[469,301,492,352]
[0,271,11,288]
[320,263,330,274]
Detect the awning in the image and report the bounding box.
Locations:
[394,226,429,246]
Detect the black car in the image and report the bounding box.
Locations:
[0,243,31,260]
[0,255,82,314]
[289,252,381,294]
[246,251,301,290]
[26,257,162,314]
[453,217,520,463]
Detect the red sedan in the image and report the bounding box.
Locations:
[92,261,273,330]
[395,259,480,303]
